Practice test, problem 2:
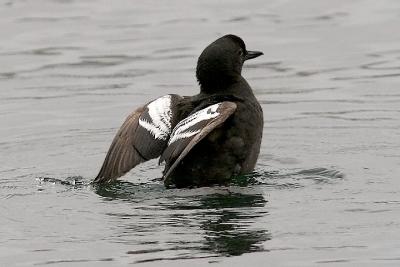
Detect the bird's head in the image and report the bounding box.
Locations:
[196,34,263,92]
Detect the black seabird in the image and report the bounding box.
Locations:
[94,34,264,188]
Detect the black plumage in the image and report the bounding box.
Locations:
[94,34,263,188]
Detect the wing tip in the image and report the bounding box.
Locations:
[93,170,118,184]
[93,95,185,185]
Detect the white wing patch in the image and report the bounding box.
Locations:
[139,95,172,140]
[168,103,220,145]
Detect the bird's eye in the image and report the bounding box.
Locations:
[238,50,244,56]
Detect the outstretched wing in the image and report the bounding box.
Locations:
[160,101,237,184]
[94,94,183,183]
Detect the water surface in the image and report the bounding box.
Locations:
[1,0,400,266]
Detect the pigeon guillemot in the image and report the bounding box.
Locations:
[94,34,263,188]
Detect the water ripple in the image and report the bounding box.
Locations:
[0,46,83,56]
[18,16,88,22]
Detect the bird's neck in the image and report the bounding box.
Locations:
[199,74,238,94]
[199,76,256,100]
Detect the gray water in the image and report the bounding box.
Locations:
[1,0,400,266]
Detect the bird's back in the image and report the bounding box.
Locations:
[164,81,263,188]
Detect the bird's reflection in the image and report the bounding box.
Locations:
[94,181,270,260]
[197,193,270,256]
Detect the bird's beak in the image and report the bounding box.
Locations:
[245,50,263,61]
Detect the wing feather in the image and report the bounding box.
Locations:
[161,101,237,185]
[94,94,183,183]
